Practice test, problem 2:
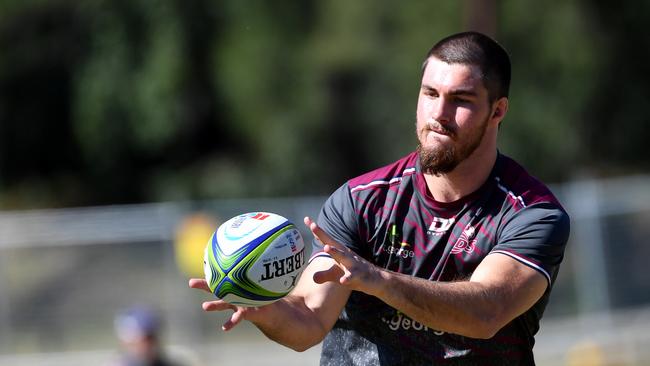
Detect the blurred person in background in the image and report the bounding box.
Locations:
[110,306,182,366]
[190,31,570,365]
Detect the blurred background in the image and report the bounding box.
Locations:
[0,0,649,365]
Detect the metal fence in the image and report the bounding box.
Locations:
[0,176,648,366]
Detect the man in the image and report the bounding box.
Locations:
[190,31,570,365]
[111,306,183,366]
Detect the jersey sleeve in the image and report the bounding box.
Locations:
[310,183,360,262]
[490,202,570,286]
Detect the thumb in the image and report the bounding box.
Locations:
[312,263,346,284]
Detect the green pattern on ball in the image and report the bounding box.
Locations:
[207,241,225,292]
[213,224,297,300]
[214,241,249,272]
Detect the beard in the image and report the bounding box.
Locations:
[417,116,489,176]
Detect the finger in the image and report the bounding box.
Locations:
[312,263,345,284]
[323,244,354,267]
[222,309,245,331]
[202,300,235,312]
[339,273,352,285]
[304,216,346,251]
[189,278,211,292]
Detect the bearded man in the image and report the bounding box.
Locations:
[191,31,570,366]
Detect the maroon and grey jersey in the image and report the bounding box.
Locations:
[312,151,570,366]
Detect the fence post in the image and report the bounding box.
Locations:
[566,179,611,323]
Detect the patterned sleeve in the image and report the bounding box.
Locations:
[310,183,361,262]
[490,202,570,286]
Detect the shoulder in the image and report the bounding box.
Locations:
[347,152,418,195]
[493,154,566,212]
[489,157,570,286]
[492,154,571,249]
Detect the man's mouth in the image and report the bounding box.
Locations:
[425,123,454,138]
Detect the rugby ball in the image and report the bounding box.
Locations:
[203,212,306,307]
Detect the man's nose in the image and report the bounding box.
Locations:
[430,97,452,123]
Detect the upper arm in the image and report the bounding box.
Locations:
[469,253,548,328]
[289,256,352,335]
[292,182,356,333]
[468,203,570,331]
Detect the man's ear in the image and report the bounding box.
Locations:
[491,97,508,125]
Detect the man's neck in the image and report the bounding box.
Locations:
[423,149,498,203]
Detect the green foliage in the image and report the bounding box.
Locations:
[0,0,648,208]
[498,1,598,178]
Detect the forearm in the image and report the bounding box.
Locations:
[362,253,548,339]
[249,294,328,352]
[370,269,506,338]
[248,257,351,351]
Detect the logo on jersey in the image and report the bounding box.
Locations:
[451,226,477,255]
[381,310,445,335]
[427,217,455,235]
[382,224,414,259]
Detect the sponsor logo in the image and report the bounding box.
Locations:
[382,224,414,258]
[230,214,249,229]
[427,217,455,235]
[381,311,445,335]
[259,247,305,282]
[451,226,477,255]
[288,273,299,287]
[286,230,299,253]
[384,242,415,258]
[251,213,270,220]
[226,213,265,240]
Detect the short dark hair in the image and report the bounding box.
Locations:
[422,31,511,103]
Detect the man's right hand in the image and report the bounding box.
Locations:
[188,278,274,331]
[188,218,354,350]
